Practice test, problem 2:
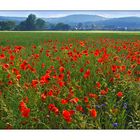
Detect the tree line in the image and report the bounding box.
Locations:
[0,14,71,31]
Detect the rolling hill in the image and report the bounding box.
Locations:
[95,17,140,29]
[46,14,107,24]
[0,16,26,24]
[0,14,140,30]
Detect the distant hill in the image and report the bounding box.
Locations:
[46,14,107,24]
[0,14,140,30]
[95,17,140,29]
[43,15,140,30]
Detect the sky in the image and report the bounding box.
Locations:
[0,10,140,18]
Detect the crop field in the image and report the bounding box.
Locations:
[0,31,140,129]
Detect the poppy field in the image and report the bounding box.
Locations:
[0,31,140,129]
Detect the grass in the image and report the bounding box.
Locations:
[0,31,140,46]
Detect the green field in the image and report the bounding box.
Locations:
[0,31,140,129]
[0,31,140,46]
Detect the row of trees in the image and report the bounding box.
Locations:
[0,14,46,31]
[48,23,71,30]
[0,21,16,30]
[0,14,71,31]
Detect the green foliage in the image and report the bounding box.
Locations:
[36,18,46,30]
[54,23,71,30]
[16,14,46,31]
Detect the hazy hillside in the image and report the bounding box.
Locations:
[46,14,107,24]
[0,16,26,24]
[95,17,140,29]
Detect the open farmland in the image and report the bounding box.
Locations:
[0,31,140,129]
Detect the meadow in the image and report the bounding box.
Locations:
[0,31,140,129]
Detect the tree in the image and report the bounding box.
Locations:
[54,23,71,30]
[16,14,46,31]
[36,18,46,30]
[48,23,55,30]
[0,21,16,30]
[25,14,37,30]
[77,23,83,30]
[15,21,26,31]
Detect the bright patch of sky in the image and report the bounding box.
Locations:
[0,11,140,18]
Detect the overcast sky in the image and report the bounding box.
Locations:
[0,11,140,18]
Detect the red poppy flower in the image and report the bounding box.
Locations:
[59,66,65,73]
[9,55,15,61]
[19,101,30,118]
[69,110,75,115]
[90,109,97,118]
[61,99,68,105]
[42,63,45,68]
[21,108,30,118]
[127,70,132,75]
[76,105,84,112]
[0,54,5,59]
[48,104,55,110]
[111,65,117,73]
[48,104,59,115]
[98,58,103,63]
[32,80,38,88]
[58,81,65,87]
[80,68,84,73]
[48,90,53,96]
[117,92,123,97]
[84,69,90,79]
[62,110,72,123]
[14,46,22,53]
[2,64,9,70]
[19,101,26,111]
[12,68,19,75]
[84,96,89,103]
[80,41,85,47]
[94,49,100,57]
[100,90,107,95]
[40,73,50,84]
[89,93,98,99]
[58,73,64,81]
[70,97,79,104]
[8,80,13,85]
[96,82,101,89]
[20,61,28,70]
[41,93,47,102]
[51,107,59,115]
[7,74,11,79]
[16,74,21,81]
[115,73,120,79]
[121,65,126,72]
